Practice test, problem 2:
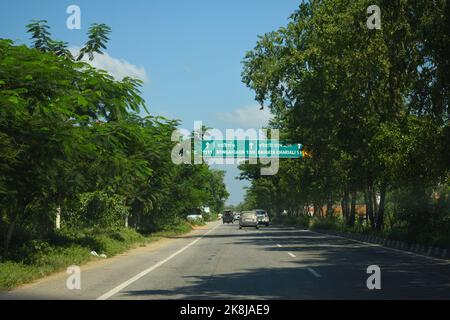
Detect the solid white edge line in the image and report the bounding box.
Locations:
[309,230,450,264]
[308,268,321,278]
[96,223,220,300]
[287,252,296,258]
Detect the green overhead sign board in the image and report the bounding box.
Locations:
[196,140,303,158]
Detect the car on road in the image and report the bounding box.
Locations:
[222,210,234,224]
[187,214,202,221]
[239,211,259,229]
[256,209,270,226]
[186,208,203,221]
[233,212,240,222]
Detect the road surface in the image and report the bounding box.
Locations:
[1,221,449,299]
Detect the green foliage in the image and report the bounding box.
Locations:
[189,218,206,227]
[308,217,339,231]
[203,212,218,222]
[26,20,52,52]
[151,218,193,236]
[77,23,112,61]
[73,191,129,229]
[274,215,311,229]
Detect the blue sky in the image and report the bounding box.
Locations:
[0,0,301,205]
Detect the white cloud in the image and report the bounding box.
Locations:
[70,48,148,82]
[217,105,272,129]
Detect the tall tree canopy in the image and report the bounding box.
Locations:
[0,22,228,253]
[239,0,449,244]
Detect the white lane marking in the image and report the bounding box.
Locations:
[96,223,220,300]
[309,230,450,264]
[308,268,322,278]
[287,252,296,258]
[277,244,282,248]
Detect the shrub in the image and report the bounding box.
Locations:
[66,191,129,229]
[308,216,339,230]
[190,218,206,226]
[203,212,218,222]
[295,215,311,228]
[0,262,37,291]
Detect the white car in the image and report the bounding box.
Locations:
[187,214,203,221]
[256,209,270,226]
[239,211,259,229]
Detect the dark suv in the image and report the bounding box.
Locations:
[222,210,234,224]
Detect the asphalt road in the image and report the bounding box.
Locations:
[1,221,449,300]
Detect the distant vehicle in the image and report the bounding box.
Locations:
[255,209,270,226]
[187,215,202,221]
[233,212,240,222]
[187,208,203,221]
[222,210,234,224]
[218,213,223,220]
[239,211,259,229]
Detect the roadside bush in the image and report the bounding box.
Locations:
[0,262,37,291]
[154,217,193,234]
[274,214,311,228]
[69,191,129,229]
[203,212,218,222]
[295,215,311,228]
[430,232,450,248]
[308,216,339,230]
[189,218,206,226]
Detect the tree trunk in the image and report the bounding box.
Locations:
[367,183,375,228]
[365,185,375,229]
[342,190,350,222]
[4,211,19,255]
[326,192,334,217]
[55,206,61,230]
[375,184,387,230]
[349,191,356,226]
[135,211,141,231]
[373,190,378,215]
[364,192,369,220]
